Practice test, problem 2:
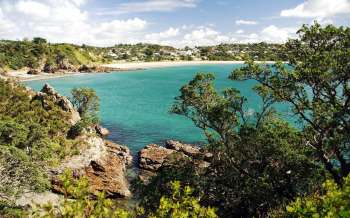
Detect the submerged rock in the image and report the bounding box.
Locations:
[51,136,133,198]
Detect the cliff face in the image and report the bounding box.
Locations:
[51,136,133,198]
[35,84,133,199]
[26,84,133,203]
[34,83,81,125]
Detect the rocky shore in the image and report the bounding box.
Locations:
[138,140,212,183]
[15,83,209,208]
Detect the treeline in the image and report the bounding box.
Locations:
[0,38,288,73]
[0,38,111,73]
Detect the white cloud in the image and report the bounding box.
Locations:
[0,0,300,47]
[260,25,296,42]
[15,0,50,18]
[103,0,198,15]
[0,0,148,46]
[181,27,235,46]
[235,19,258,25]
[236,26,297,43]
[145,27,180,42]
[281,0,350,18]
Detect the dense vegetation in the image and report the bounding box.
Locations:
[0,38,111,73]
[0,79,78,214]
[138,23,350,217]
[0,38,286,73]
[1,23,349,217]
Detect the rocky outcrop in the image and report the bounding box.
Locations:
[27,69,41,75]
[43,63,58,74]
[138,140,212,183]
[78,64,118,73]
[139,144,175,172]
[34,83,81,125]
[51,136,133,198]
[16,191,61,207]
[95,125,110,137]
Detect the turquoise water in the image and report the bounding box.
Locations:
[25,65,291,153]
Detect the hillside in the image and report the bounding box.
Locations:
[0,38,286,75]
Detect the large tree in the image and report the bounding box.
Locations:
[230,23,350,185]
[171,73,320,217]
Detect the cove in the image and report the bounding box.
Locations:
[25,64,292,153]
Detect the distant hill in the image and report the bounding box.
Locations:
[0,38,287,74]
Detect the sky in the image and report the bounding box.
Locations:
[0,0,349,47]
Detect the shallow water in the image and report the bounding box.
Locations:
[25,64,292,153]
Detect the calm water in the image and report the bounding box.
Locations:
[25,65,292,153]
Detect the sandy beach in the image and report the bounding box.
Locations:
[3,61,275,82]
[102,60,248,70]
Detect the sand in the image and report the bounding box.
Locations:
[3,61,275,82]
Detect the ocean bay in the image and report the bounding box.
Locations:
[25,64,289,153]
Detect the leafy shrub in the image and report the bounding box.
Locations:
[287,173,350,217]
[32,169,133,218]
[150,181,217,218]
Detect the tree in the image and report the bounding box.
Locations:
[230,22,350,185]
[171,73,320,217]
[71,87,99,121]
[32,37,47,44]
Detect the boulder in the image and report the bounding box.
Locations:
[139,144,175,172]
[51,136,133,198]
[95,125,110,137]
[16,191,61,207]
[165,140,201,158]
[27,69,41,75]
[43,63,58,74]
[138,141,212,183]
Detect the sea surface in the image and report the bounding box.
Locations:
[25,64,292,153]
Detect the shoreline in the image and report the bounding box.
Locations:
[3,61,276,82]
[102,60,277,70]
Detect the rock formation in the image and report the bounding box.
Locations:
[95,125,110,137]
[34,83,81,125]
[51,136,133,198]
[138,140,212,183]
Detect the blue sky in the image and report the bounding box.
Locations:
[0,0,349,47]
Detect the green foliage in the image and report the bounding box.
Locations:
[0,38,108,71]
[150,181,217,218]
[287,173,350,218]
[33,169,133,218]
[0,79,78,205]
[71,87,99,121]
[171,72,321,217]
[231,22,350,185]
[137,152,202,213]
[0,146,49,199]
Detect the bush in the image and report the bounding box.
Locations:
[32,169,133,218]
[150,181,217,218]
[286,173,350,217]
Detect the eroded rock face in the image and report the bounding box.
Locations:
[51,136,133,198]
[138,140,212,183]
[35,83,81,125]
